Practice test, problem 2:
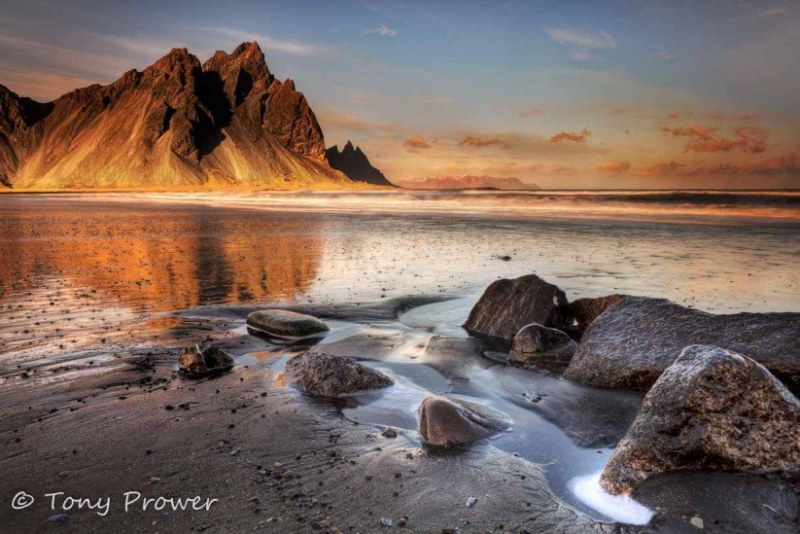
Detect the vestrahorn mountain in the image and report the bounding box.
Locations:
[0,42,389,190]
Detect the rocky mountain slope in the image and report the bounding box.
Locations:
[0,42,380,189]
[325,141,394,186]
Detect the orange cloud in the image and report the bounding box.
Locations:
[636,153,800,178]
[596,160,631,175]
[549,128,591,143]
[660,125,769,153]
[458,135,508,148]
[403,135,431,152]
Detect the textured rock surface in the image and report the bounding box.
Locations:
[569,294,628,338]
[601,345,800,495]
[247,309,329,338]
[178,344,234,377]
[564,297,800,393]
[418,396,511,448]
[325,141,394,186]
[463,274,571,342]
[509,323,578,365]
[0,42,351,189]
[285,352,394,397]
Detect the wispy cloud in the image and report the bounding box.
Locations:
[660,125,769,153]
[404,135,432,152]
[659,51,676,62]
[364,26,398,37]
[458,135,507,148]
[197,26,331,56]
[758,7,788,18]
[316,107,399,134]
[545,28,617,49]
[550,128,592,143]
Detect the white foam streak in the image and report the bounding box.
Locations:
[569,472,653,525]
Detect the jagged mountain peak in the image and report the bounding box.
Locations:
[0,43,352,189]
[325,142,393,187]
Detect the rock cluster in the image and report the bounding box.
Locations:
[509,323,577,365]
[247,309,330,338]
[285,352,394,398]
[418,396,511,448]
[178,344,235,377]
[564,297,800,394]
[601,345,800,494]
[463,274,572,342]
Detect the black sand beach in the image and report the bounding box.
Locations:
[1,192,799,533]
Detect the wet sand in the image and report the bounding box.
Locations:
[1,193,799,532]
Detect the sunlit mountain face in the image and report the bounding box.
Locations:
[1,0,797,191]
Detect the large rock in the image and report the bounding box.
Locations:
[601,345,800,495]
[247,309,329,338]
[564,297,800,393]
[418,396,511,448]
[178,344,235,377]
[569,294,627,338]
[463,274,571,342]
[285,352,393,397]
[509,323,578,366]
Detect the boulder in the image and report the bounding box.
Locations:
[509,323,578,366]
[564,297,800,394]
[463,274,571,342]
[569,294,628,338]
[601,345,800,495]
[247,309,329,338]
[418,396,511,448]
[178,344,234,377]
[284,352,393,397]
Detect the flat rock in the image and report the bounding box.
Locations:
[564,297,800,394]
[509,323,578,366]
[247,309,329,338]
[285,352,393,397]
[178,344,234,377]
[601,345,800,495]
[418,396,511,448]
[463,274,571,342]
[569,294,628,338]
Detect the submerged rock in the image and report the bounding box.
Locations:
[463,274,571,342]
[569,294,628,339]
[564,297,800,393]
[418,396,511,448]
[601,345,800,495]
[247,309,329,338]
[178,344,234,377]
[509,323,578,366]
[285,352,393,397]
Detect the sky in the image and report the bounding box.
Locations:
[0,0,798,189]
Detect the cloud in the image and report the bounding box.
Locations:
[403,135,432,152]
[545,28,617,49]
[458,135,507,148]
[660,125,769,153]
[197,26,331,56]
[518,108,544,117]
[636,153,800,178]
[596,160,631,175]
[550,128,591,143]
[659,51,676,62]
[315,108,398,134]
[0,68,99,101]
[759,7,788,18]
[364,26,398,37]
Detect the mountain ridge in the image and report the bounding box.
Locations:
[0,42,385,190]
[325,141,394,187]
[403,175,540,191]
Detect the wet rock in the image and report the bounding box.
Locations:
[178,344,234,377]
[564,297,800,394]
[509,323,578,366]
[418,396,511,448]
[601,345,800,495]
[569,294,628,339]
[285,352,393,397]
[247,309,329,338]
[463,274,571,342]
